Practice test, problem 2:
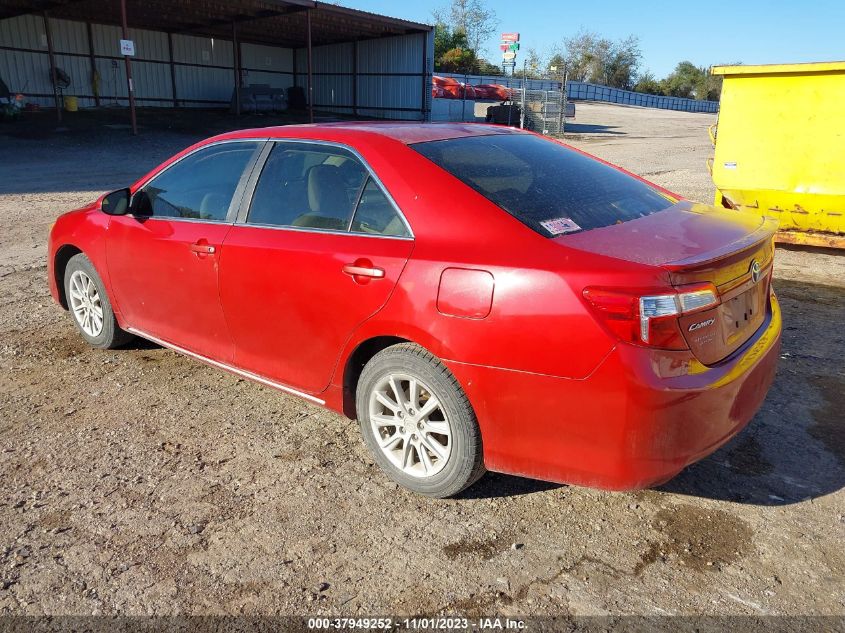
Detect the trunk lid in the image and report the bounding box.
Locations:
[558,202,777,364]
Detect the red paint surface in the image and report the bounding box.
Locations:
[47,122,781,491]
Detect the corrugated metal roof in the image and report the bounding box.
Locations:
[0,0,431,49]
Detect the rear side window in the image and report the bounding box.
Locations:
[411,134,674,237]
[247,143,367,231]
[350,178,410,238]
[133,142,260,221]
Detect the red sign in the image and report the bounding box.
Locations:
[499,44,509,51]
[501,32,519,42]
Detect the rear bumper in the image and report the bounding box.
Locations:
[446,294,782,490]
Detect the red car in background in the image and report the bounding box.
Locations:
[47,123,781,497]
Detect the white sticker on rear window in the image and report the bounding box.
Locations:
[540,217,582,235]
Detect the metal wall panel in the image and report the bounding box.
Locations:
[172,33,233,67]
[313,75,353,110]
[357,33,426,119]
[357,33,422,74]
[132,60,172,101]
[240,42,293,90]
[296,41,353,74]
[91,23,169,61]
[295,32,429,120]
[0,50,92,107]
[92,57,170,107]
[0,14,45,50]
[0,49,49,102]
[357,75,421,111]
[174,65,232,104]
[49,17,88,54]
[241,42,292,73]
[94,56,127,102]
[54,52,90,97]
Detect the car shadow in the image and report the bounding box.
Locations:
[456,472,563,499]
[120,337,161,351]
[564,123,625,135]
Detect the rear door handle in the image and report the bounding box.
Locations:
[342,264,384,278]
[190,242,216,254]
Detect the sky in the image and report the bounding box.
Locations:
[338,0,845,77]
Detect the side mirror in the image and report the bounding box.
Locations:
[101,188,131,216]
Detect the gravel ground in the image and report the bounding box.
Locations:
[0,104,843,618]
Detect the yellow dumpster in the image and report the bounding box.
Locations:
[64,95,78,112]
[709,61,845,249]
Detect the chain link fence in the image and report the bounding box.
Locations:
[518,87,567,136]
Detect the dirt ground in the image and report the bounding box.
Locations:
[0,103,843,618]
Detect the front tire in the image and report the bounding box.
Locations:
[356,343,485,498]
[64,253,134,349]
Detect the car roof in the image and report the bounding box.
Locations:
[217,121,526,146]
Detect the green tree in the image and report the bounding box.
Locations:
[433,20,468,62]
[633,70,662,95]
[661,61,705,98]
[695,65,732,100]
[433,21,476,73]
[438,46,477,73]
[477,58,504,75]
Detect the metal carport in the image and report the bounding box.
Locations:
[0,0,434,133]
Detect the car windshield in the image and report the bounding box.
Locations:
[411,133,675,237]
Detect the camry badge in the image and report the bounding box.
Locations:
[689,318,716,332]
[750,259,762,283]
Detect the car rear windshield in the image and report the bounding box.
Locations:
[411,133,674,237]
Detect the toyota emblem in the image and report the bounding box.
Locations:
[749,259,762,283]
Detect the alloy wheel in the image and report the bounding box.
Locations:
[368,373,452,478]
[68,270,104,337]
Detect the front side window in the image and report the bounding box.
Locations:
[133,142,260,221]
[411,134,674,237]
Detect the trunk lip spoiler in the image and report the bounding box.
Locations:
[662,216,778,271]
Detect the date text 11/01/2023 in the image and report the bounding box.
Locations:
[307,617,527,630]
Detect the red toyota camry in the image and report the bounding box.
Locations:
[47,123,781,497]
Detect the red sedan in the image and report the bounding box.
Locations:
[47,123,781,497]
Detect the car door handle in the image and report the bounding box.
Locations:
[342,264,384,279]
[190,242,216,254]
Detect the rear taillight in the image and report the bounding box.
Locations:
[583,283,719,350]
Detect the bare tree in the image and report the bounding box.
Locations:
[562,29,641,89]
[439,0,498,55]
[523,48,545,79]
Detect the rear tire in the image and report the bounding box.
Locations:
[356,343,485,498]
[64,253,134,349]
